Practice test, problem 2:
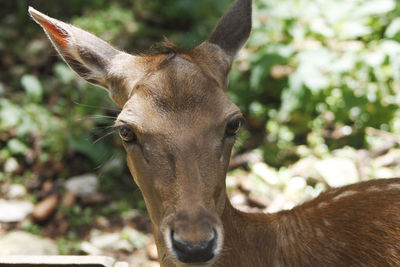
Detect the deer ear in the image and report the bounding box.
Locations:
[206,0,252,60]
[28,7,138,107]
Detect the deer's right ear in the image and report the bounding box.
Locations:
[29,7,139,107]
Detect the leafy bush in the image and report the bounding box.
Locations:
[229,0,400,165]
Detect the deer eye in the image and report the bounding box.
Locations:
[225,118,242,137]
[119,126,137,143]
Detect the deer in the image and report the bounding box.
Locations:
[29,0,400,266]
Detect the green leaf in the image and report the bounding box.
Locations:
[356,0,395,16]
[54,63,76,84]
[385,18,400,38]
[68,134,113,165]
[0,99,22,129]
[338,21,371,39]
[21,74,43,102]
[7,138,28,155]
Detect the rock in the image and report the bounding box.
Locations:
[331,147,358,159]
[61,191,76,207]
[65,174,99,197]
[90,231,121,250]
[0,200,33,222]
[115,239,134,252]
[7,184,27,198]
[239,177,256,193]
[80,193,106,205]
[88,230,134,253]
[80,241,102,255]
[41,180,54,192]
[4,157,19,173]
[230,191,247,207]
[290,156,319,179]
[247,194,269,209]
[285,177,307,195]
[0,231,58,255]
[373,167,395,179]
[374,149,400,167]
[32,195,59,222]
[94,216,110,229]
[265,195,296,213]
[314,158,359,187]
[251,162,279,185]
[126,250,149,267]
[283,177,309,204]
[121,209,141,223]
[146,241,158,260]
[122,226,149,249]
[226,175,239,189]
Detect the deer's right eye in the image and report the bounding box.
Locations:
[119,126,137,143]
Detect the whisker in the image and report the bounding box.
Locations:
[86,115,117,119]
[94,125,118,131]
[76,115,117,122]
[72,100,121,112]
[93,130,117,144]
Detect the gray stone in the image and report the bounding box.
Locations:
[314,158,360,187]
[7,184,27,199]
[122,226,149,249]
[290,156,319,179]
[4,157,19,173]
[90,231,121,250]
[374,149,400,167]
[0,199,33,222]
[251,162,279,185]
[84,229,135,254]
[80,241,102,255]
[0,231,58,255]
[65,174,99,196]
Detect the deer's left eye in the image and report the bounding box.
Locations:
[225,118,242,137]
[119,126,137,143]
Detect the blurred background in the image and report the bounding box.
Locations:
[2,0,400,265]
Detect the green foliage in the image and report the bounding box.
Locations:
[23,221,42,236]
[21,75,43,102]
[0,98,68,163]
[63,205,95,228]
[58,232,81,255]
[72,5,138,48]
[229,0,400,165]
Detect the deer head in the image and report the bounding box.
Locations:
[29,0,252,265]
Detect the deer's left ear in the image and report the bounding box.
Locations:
[28,7,141,107]
[205,0,252,62]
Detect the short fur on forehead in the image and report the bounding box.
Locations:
[131,54,219,113]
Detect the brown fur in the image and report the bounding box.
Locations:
[29,1,400,266]
[217,178,400,266]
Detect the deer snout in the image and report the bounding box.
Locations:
[171,228,218,263]
[164,209,223,264]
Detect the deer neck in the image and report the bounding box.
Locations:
[215,196,278,266]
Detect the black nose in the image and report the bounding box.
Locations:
[171,229,217,263]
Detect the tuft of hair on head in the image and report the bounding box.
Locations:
[146,37,182,56]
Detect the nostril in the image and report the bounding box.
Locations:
[171,229,217,263]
